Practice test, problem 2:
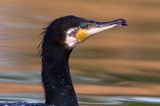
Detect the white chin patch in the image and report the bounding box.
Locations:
[65,35,77,48]
[65,28,78,48]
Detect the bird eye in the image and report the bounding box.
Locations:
[79,23,88,29]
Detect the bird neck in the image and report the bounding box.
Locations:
[41,46,78,106]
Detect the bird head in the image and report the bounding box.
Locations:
[43,15,127,49]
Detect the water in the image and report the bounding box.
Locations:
[0,0,160,106]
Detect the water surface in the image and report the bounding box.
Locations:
[0,0,160,106]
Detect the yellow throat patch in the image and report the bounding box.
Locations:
[76,29,88,42]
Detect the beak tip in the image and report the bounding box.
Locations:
[118,18,128,26]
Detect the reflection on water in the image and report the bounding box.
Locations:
[1,92,160,106]
[0,0,160,106]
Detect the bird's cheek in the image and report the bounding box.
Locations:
[76,29,89,42]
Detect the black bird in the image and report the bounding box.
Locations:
[0,15,127,106]
[41,15,127,106]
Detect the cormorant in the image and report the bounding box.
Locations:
[41,15,127,106]
[0,15,127,106]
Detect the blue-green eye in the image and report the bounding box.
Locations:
[79,23,88,29]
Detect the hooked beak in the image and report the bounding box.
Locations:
[87,18,127,35]
[76,18,127,42]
